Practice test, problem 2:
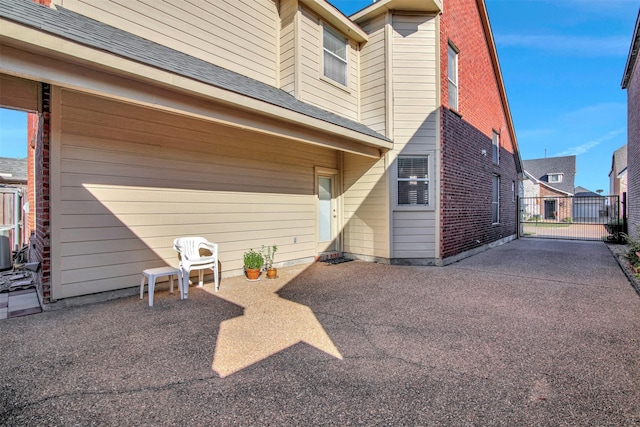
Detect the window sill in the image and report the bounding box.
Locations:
[394,205,435,212]
[320,76,351,94]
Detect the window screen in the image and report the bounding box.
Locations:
[398,157,429,206]
[323,26,347,86]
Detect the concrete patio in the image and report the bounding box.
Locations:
[0,238,638,425]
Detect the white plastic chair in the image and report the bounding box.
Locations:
[173,237,219,297]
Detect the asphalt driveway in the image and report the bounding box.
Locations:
[1,238,638,426]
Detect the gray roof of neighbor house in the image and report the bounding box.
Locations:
[574,186,601,197]
[610,145,627,177]
[0,157,27,184]
[0,0,390,143]
[522,155,576,195]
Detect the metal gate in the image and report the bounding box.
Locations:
[518,195,624,242]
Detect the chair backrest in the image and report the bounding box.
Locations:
[173,237,210,260]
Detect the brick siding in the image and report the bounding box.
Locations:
[441,109,518,259]
[627,55,640,240]
[27,83,51,303]
[439,0,520,259]
[538,185,572,221]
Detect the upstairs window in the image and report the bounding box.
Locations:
[492,175,500,223]
[548,173,563,183]
[398,157,429,206]
[323,26,348,86]
[448,43,459,110]
[492,131,500,164]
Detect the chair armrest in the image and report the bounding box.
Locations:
[199,241,218,256]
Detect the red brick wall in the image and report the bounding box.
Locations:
[439,0,519,259]
[539,186,572,221]
[441,109,518,258]
[26,113,37,238]
[628,56,640,240]
[29,84,52,303]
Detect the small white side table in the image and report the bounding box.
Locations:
[140,267,182,307]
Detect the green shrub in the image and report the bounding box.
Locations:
[606,218,624,234]
[624,229,640,270]
[243,248,265,270]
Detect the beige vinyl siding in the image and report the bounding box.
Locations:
[297,7,359,121]
[54,88,337,299]
[279,0,298,95]
[342,153,389,259]
[52,0,278,86]
[359,15,387,136]
[390,14,438,259]
[0,75,40,111]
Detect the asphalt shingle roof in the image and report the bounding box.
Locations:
[0,157,27,183]
[522,155,576,195]
[0,0,390,143]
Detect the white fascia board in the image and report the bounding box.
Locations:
[351,0,442,23]
[299,0,369,42]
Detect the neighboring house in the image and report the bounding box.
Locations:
[573,186,606,223]
[0,157,27,186]
[0,0,522,305]
[522,156,576,221]
[609,145,628,198]
[622,10,640,240]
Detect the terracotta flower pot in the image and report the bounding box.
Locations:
[245,268,261,281]
[266,268,277,279]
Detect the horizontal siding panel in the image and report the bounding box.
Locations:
[342,153,388,258]
[393,211,436,222]
[297,7,359,121]
[360,15,386,138]
[59,0,278,85]
[392,206,436,259]
[55,89,335,298]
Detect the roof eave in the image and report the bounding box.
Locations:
[301,0,368,42]
[0,21,391,157]
[622,9,640,89]
[476,0,523,174]
[350,0,443,23]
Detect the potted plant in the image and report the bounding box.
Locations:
[263,245,278,279]
[243,248,264,281]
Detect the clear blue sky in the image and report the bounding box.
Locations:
[1,0,637,193]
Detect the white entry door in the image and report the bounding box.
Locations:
[317,175,337,252]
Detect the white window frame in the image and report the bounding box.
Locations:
[548,173,563,183]
[492,175,500,224]
[512,180,516,202]
[492,130,500,164]
[397,156,430,207]
[448,43,459,110]
[322,25,348,87]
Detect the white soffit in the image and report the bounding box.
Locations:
[351,0,443,23]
